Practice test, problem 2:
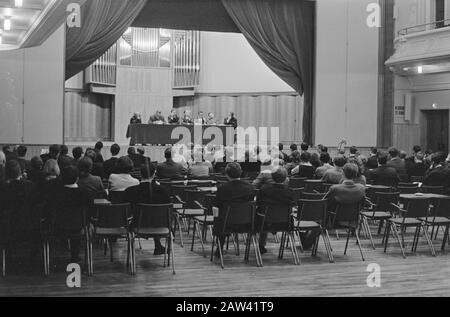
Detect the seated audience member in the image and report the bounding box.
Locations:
[58,145,75,169]
[285,150,301,175]
[406,151,428,179]
[41,144,60,164]
[16,145,30,176]
[157,148,187,180]
[325,163,366,213]
[168,109,180,124]
[72,147,84,163]
[103,144,121,179]
[0,151,4,185]
[300,143,309,153]
[52,166,93,262]
[127,147,150,171]
[257,167,295,254]
[148,110,166,124]
[213,163,256,256]
[315,152,333,178]
[124,163,171,255]
[27,156,44,183]
[206,112,217,125]
[85,149,104,179]
[387,147,407,176]
[189,151,212,178]
[109,156,139,192]
[322,156,346,184]
[290,144,298,154]
[340,163,366,186]
[253,159,287,189]
[366,147,379,170]
[77,157,107,199]
[94,142,105,163]
[181,110,194,125]
[423,152,450,188]
[406,145,422,164]
[2,145,16,162]
[399,151,407,160]
[278,143,290,163]
[366,152,400,187]
[310,152,321,169]
[43,159,60,182]
[130,112,142,124]
[137,147,151,165]
[291,152,315,179]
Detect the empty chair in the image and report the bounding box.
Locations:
[175,189,207,235]
[131,204,175,275]
[385,197,435,258]
[92,204,133,274]
[295,199,333,262]
[191,194,216,255]
[258,203,300,265]
[419,197,450,251]
[366,186,393,201]
[291,188,304,204]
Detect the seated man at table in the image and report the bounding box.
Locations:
[423,152,450,188]
[168,109,180,124]
[157,148,187,180]
[206,112,217,125]
[195,111,207,125]
[124,163,171,255]
[130,112,142,124]
[257,166,295,254]
[148,110,166,124]
[366,152,400,187]
[181,110,194,125]
[325,163,366,214]
[213,163,256,256]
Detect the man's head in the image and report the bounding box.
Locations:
[415,152,425,162]
[432,152,447,165]
[85,149,97,162]
[399,151,407,160]
[300,143,309,152]
[72,147,83,160]
[320,152,331,164]
[30,156,43,171]
[349,146,358,155]
[110,144,121,157]
[43,159,60,177]
[371,147,378,156]
[140,162,156,180]
[61,166,79,186]
[2,145,12,153]
[78,157,93,176]
[271,166,288,184]
[378,152,389,165]
[137,147,145,156]
[225,162,242,180]
[208,112,214,119]
[95,141,104,151]
[49,144,61,160]
[60,145,69,156]
[290,144,298,152]
[413,145,422,154]
[156,110,162,116]
[278,143,284,152]
[128,147,136,156]
[117,156,134,174]
[388,147,399,158]
[17,145,27,158]
[170,109,177,116]
[343,163,359,180]
[334,156,347,168]
[184,110,191,116]
[5,160,21,181]
[300,152,311,163]
[164,148,173,160]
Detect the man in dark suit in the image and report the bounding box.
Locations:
[58,145,75,169]
[406,152,428,179]
[366,147,379,170]
[214,163,255,256]
[367,153,400,187]
[16,145,31,176]
[77,157,107,199]
[224,112,238,129]
[130,112,142,124]
[2,145,17,162]
[127,147,145,170]
[257,167,295,253]
[156,148,187,179]
[148,110,166,124]
[168,109,180,124]
[423,152,450,188]
[325,163,366,213]
[124,163,171,255]
[40,144,60,164]
[387,147,407,176]
[103,144,121,179]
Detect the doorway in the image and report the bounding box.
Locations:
[423,110,449,153]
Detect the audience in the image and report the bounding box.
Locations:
[124,163,171,255]
[109,156,139,192]
[43,159,60,181]
[315,152,333,178]
[387,147,407,176]
[27,156,44,183]
[16,145,30,175]
[103,144,121,179]
[406,151,428,179]
[366,152,400,187]
[253,159,287,189]
[291,152,315,179]
[85,149,104,178]
[77,157,107,199]
[189,151,212,178]
[423,152,450,188]
[72,147,84,163]
[58,145,74,169]
[41,144,60,164]
[157,148,187,180]
[322,157,346,184]
[366,147,379,170]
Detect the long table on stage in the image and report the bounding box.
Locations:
[126,124,235,145]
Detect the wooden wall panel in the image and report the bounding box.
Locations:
[393,123,420,152]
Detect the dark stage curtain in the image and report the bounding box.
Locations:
[65,0,147,79]
[221,0,315,144]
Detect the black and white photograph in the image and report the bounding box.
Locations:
[0,0,449,299]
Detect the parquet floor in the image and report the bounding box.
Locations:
[1,228,450,297]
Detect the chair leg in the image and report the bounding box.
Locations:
[191,221,197,252]
[364,217,376,250]
[217,238,224,269]
[164,237,168,267]
[197,223,206,257]
[391,224,406,259]
[2,249,5,277]
[412,227,420,252]
[252,235,263,267]
[383,222,391,253]
[422,225,436,257]
[178,217,184,248]
[287,233,300,265]
[323,229,334,263]
[295,232,305,253]
[170,232,176,275]
[442,225,450,252]
[131,235,136,275]
[344,229,351,255]
[244,234,251,262]
[354,228,365,262]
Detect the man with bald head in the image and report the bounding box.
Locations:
[257,166,296,254]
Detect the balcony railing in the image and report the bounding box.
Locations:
[398,18,450,36]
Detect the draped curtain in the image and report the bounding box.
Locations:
[221,0,315,144]
[65,0,148,79]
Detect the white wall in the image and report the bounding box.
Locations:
[197,32,295,94]
[0,25,65,145]
[315,0,379,147]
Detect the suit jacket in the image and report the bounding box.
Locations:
[168,115,180,124]
[387,158,407,176]
[78,174,106,199]
[257,183,295,206]
[0,165,4,186]
[149,115,166,123]
[326,180,366,207]
[156,159,187,179]
[423,166,450,188]
[103,157,119,179]
[367,166,400,187]
[322,168,344,184]
[124,181,171,205]
[407,162,428,178]
[366,156,379,170]
[128,154,150,170]
[130,116,142,124]
[292,164,316,179]
[224,117,238,129]
[214,180,255,210]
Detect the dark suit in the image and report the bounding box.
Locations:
[366,156,379,170]
[128,154,150,170]
[0,165,4,186]
[168,115,180,124]
[423,166,450,188]
[387,158,407,176]
[156,159,187,179]
[407,162,428,178]
[214,180,256,210]
[326,180,366,214]
[367,166,400,187]
[103,157,119,179]
[224,117,238,129]
[78,174,106,199]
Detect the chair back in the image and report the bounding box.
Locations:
[258,203,293,233]
[301,192,326,200]
[109,191,126,204]
[130,169,142,181]
[185,189,207,209]
[298,199,327,224]
[215,201,256,235]
[403,197,430,218]
[291,188,304,203]
[366,186,392,200]
[96,203,131,229]
[172,185,197,201]
[289,177,307,189]
[188,180,213,187]
[398,183,419,188]
[304,180,325,193]
[136,204,172,233]
[53,205,87,232]
[399,174,410,183]
[374,192,400,214]
[431,197,450,219]
[397,186,419,194]
[421,186,446,195]
[410,176,424,183]
[332,202,362,226]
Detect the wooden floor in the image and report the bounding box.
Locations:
[1,228,450,297]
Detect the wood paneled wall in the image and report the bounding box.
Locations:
[393,123,420,152]
[174,93,303,144]
[64,92,113,142]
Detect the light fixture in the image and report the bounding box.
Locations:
[4,18,11,31]
[417,66,423,74]
[15,0,23,7]
[432,103,438,109]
